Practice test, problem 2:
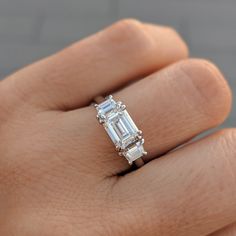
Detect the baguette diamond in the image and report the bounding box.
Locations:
[95,95,147,165]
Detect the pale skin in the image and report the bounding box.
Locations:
[0,19,236,235]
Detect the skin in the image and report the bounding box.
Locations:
[0,19,235,235]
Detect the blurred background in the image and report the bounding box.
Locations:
[0,0,235,127]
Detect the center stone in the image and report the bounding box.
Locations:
[105,110,138,149]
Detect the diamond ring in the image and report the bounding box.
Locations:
[94,95,147,167]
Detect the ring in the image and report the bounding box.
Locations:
[94,95,147,167]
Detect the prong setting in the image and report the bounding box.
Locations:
[118,152,123,156]
[115,145,121,152]
[94,95,147,165]
[137,135,143,140]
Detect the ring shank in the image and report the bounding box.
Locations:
[94,96,104,104]
[134,157,145,167]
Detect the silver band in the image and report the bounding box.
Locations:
[94,95,147,167]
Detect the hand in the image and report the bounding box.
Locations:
[0,19,235,236]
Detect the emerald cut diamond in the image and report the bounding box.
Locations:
[96,96,116,116]
[105,110,138,149]
[95,95,147,165]
[124,141,146,164]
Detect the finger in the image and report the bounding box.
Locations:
[111,129,236,236]
[63,59,231,175]
[210,223,236,236]
[1,19,188,110]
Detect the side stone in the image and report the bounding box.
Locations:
[124,141,145,164]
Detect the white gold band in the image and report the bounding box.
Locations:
[94,95,147,166]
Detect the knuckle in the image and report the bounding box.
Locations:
[108,19,155,54]
[114,18,143,30]
[112,18,144,35]
[162,26,179,37]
